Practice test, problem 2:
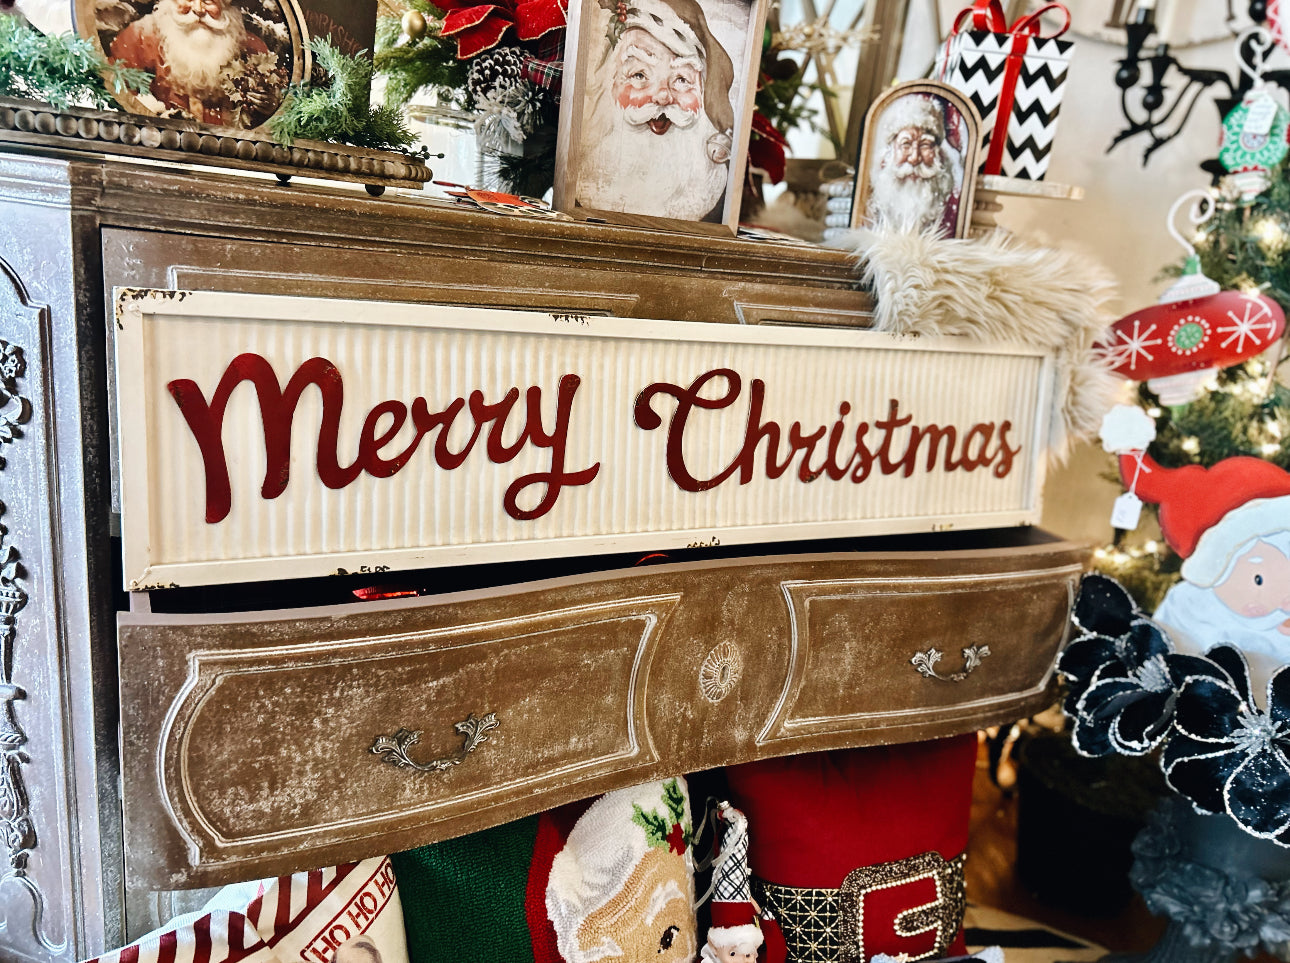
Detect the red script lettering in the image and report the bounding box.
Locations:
[167,354,600,524]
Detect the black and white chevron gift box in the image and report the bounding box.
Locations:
[936,0,1073,180]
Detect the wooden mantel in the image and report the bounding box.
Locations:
[0,148,1082,961]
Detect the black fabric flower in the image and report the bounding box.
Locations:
[1059,575,1216,756]
[1060,573,1148,708]
[1067,621,1222,757]
[1165,644,1290,845]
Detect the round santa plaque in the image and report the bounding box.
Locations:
[74,0,305,131]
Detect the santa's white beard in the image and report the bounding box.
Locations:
[866,153,955,234]
[152,0,248,94]
[578,92,727,221]
[1155,580,1290,707]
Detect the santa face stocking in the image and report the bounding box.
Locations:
[392,777,698,963]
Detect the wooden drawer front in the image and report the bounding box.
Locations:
[119,543,1084,889]
[121,596,676,889]
[761,571,1076,747]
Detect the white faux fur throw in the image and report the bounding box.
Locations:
[847,228,1121,463]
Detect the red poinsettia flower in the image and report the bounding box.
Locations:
[438,0,567,58]
[517,0,568,40]
[666,821,686,855]
[748,110,788,184]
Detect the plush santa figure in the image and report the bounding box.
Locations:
[1110,409,1290,701]
[700,802,765,963]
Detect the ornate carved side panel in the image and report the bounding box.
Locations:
[0,155,121,961]
[0,259,66,958]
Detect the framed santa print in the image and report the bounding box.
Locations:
[850,80,983,240]
[74,0,306,129]
[553,0,770,236]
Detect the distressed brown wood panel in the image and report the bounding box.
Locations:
[121,595,676,887]
[183,598,671,834]
[84,160,871,330]
[119,541,1085,890]
[762,571,1076,747]
[99,229,871,327]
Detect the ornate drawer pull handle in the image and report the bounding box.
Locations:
[910,645,990,683]
[370,712,499,772]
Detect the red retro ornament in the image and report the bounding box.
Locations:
[1271,0,1289,56]
[1096,191,1286,405]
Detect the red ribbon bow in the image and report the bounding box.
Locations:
[439,0,568,59]
[943,0,1070,175]
[951,0,1070,38]
[748,111,788,184]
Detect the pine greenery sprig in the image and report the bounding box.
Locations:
[268,37,415,150]
[374,3,472,112]
[492,144,556,197]
[755,61,830,149]
[1137,359,1290,471]
[0,16,151,111]
[630,778,693,850]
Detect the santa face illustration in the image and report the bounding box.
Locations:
[1212,538,1290,626]
[575,0,736,222]
[1156,529,1290,698]
[865,94,964,237]
[546,779,697,963]
[611,28,705,134]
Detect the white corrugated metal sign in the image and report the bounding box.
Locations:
[113,289,1055,589]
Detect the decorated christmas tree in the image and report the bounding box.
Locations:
[1093,164,1290,613]
[1053,158,1290,960]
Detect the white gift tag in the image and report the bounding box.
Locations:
[1245,90,1279,137]
[1111,492,1143,530]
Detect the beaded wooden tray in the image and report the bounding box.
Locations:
[0,97,432,195]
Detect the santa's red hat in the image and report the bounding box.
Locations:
[707,900,762,950]
[727,736,977,962]
[1118,452,1290,586]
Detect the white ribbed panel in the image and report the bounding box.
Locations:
[115,290,1055,589]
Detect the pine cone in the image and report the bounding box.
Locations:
[467,46,528,100]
